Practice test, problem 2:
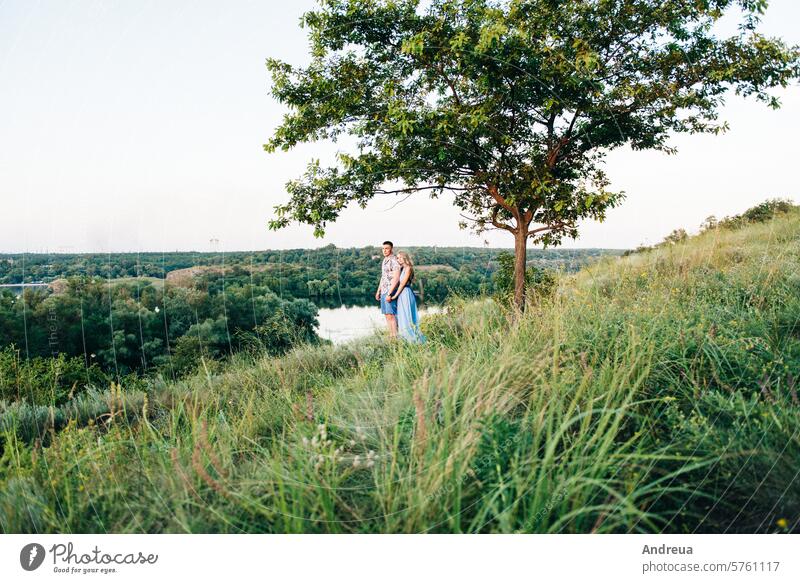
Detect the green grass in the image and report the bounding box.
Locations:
[2,211,800,533]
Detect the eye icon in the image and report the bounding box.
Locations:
[20,543,46,571]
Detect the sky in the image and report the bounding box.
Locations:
[0,0,798,253]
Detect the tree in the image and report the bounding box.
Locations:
[264,0,800,310]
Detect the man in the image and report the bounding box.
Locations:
[375,240,401,338]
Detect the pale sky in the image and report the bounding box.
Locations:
[0,0,797,253]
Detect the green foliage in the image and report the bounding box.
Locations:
[0,277,319,380]
[0,385,147,445]
[718,197,797,230]
[251,299,320,355]
[472,414,527,488]
[492,251,556,301]
[658,387,800,533]
[0,346,109,406]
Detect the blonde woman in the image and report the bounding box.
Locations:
[388,252,426,343]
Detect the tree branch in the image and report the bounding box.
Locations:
[374,185,468,195]
[490,205,516,233]
[526,220,573,237]
[486,183,514,214]
[546,109,582,168]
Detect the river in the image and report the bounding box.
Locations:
[316,302,442,344]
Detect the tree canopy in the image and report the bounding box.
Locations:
[265,0,800,307]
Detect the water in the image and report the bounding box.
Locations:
[0,283,47,294]
[316,302,441,344]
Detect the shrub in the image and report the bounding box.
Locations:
[719,198,797,230]
[0,346,109,406]
[662,228,688,245]
[493,251,557,302]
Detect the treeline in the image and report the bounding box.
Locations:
[194,260,493,303]
[0,246,623,308]
[0,245,623,296]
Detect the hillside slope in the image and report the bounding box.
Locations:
[2,210,800,533]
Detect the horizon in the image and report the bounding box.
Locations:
[0,243,631,256]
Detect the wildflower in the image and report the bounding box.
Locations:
[777,518,788,529]
[349,439,356,447]
[311,436,318,448]
[352,455,361,468]
[302,437,309,446]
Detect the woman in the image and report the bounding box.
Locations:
[388,252,426,344]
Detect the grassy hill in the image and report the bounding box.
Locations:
[2,209,799,533]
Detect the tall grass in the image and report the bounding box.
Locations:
[1,211,799,533]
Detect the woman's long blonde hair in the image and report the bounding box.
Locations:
[397,251,415,282]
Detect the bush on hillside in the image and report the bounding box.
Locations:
[662,228,688,244]
[493,251,556,303]
[717,198,797,230]
[0,346,109,406]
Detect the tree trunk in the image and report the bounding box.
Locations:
[513,228,527,311]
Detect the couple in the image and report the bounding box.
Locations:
[374,240,426,343]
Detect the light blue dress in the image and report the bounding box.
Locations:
[396,267,426,344]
